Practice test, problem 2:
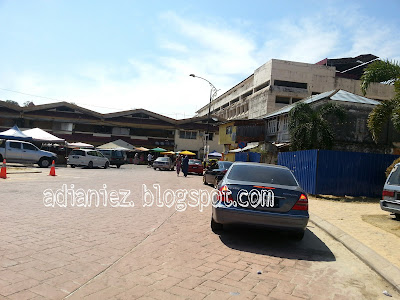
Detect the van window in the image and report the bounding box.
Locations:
[387,166,400,186]
[88,151,98,156]
[70,150,86,156]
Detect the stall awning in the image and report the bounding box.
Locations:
[22,128,64,143]
[229,142,259,152]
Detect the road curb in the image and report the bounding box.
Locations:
[310,213,400,293]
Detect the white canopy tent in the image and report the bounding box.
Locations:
[22,128,65,143]
[97,139,135,151]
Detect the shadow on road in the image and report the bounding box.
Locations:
[219,225,336,262]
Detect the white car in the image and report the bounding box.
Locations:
[381,163,400,220]
[67,149,110,169]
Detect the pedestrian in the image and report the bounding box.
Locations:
[147,152,153,167]
[182,155,189,177]
[176,155,182,176]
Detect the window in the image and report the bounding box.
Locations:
[23,143,38,151]
[70,150,86,156]
[275,96,290,104]
[274,80,307,89]
[267,118,278,134]
[292,97,302,103]
[226,126,232,135]
[207,133,214,141]
[9,142,21,149]
[179,131,197,139]
[227,165,298,186]
[255,80,270,92]
[88,151,98,156]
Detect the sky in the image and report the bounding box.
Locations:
[0,0,399,119]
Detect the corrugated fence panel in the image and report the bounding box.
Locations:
[316,150,398,198]
[249,152,261,163]
[235,152,248,162]
[278,150,317,194]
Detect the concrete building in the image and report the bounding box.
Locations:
[0,100,223,159]
[263,89,400,155]
[196,54,395,120]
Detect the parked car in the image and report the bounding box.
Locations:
[67,149,109,169]
[381,163,400,220]
[203,161,233,187]
[0,140,57,168]
[153,157,174,171]
[211,162,309,240]
[98,149,126,168]
[188,159,203,175]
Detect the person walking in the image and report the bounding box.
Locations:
[182,155,189,177]
[176,155,182,176]
[147,152,153,167]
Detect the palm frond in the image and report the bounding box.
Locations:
[361,60,400,95]
[367,99,395,142]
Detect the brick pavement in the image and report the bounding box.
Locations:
[0,165,398,299]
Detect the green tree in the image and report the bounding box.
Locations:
[361,60,400,142]
[5,100,19,106]
[288,102,346,151]
[23,101,35,107]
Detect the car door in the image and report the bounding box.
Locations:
[6,141,23,162]
[22,142,40,163]
[87,151,99,167]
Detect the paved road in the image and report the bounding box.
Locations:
[0,165,398,299]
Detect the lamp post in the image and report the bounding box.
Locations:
[189,74,218,161]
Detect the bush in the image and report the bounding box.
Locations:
[386,157,400,178]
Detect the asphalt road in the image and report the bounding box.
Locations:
[0,164,398,299]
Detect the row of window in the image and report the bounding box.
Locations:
[179,131,214,141]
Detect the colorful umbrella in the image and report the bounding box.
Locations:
[150,147,167,152]
[179,150,196,155]
[161,151,176,155]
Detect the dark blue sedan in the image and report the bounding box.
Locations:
[211,162,309,240]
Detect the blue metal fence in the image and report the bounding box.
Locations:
[278,150,398,198]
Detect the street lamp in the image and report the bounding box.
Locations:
[189,74,218,161]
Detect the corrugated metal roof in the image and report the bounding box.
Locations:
[263,89,380,119]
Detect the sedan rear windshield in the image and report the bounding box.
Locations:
[227,165,298,186]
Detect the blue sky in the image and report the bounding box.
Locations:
[1,0,399,118]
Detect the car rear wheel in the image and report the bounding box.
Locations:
[395,213,400,221]
[211,217,223,233]
[104,161,109,169]
[289,230,305,241]
[88,161,93,169]
[38,158,51,168]
[116,164,121,168]
[70,164,75,168]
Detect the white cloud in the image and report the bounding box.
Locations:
[1,8,399,119]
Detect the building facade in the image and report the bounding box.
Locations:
[196,55,395,120]
[0,101,223,157]
[263,90,400,155]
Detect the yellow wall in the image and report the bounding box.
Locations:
[219,122,237,161]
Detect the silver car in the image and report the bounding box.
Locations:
[211,162,309,240]
[153,157,174,171]
[381,163,400,220]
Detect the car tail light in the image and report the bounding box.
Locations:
[382,190,395,198]
[292,193,308,211]
[217,185,233,202]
